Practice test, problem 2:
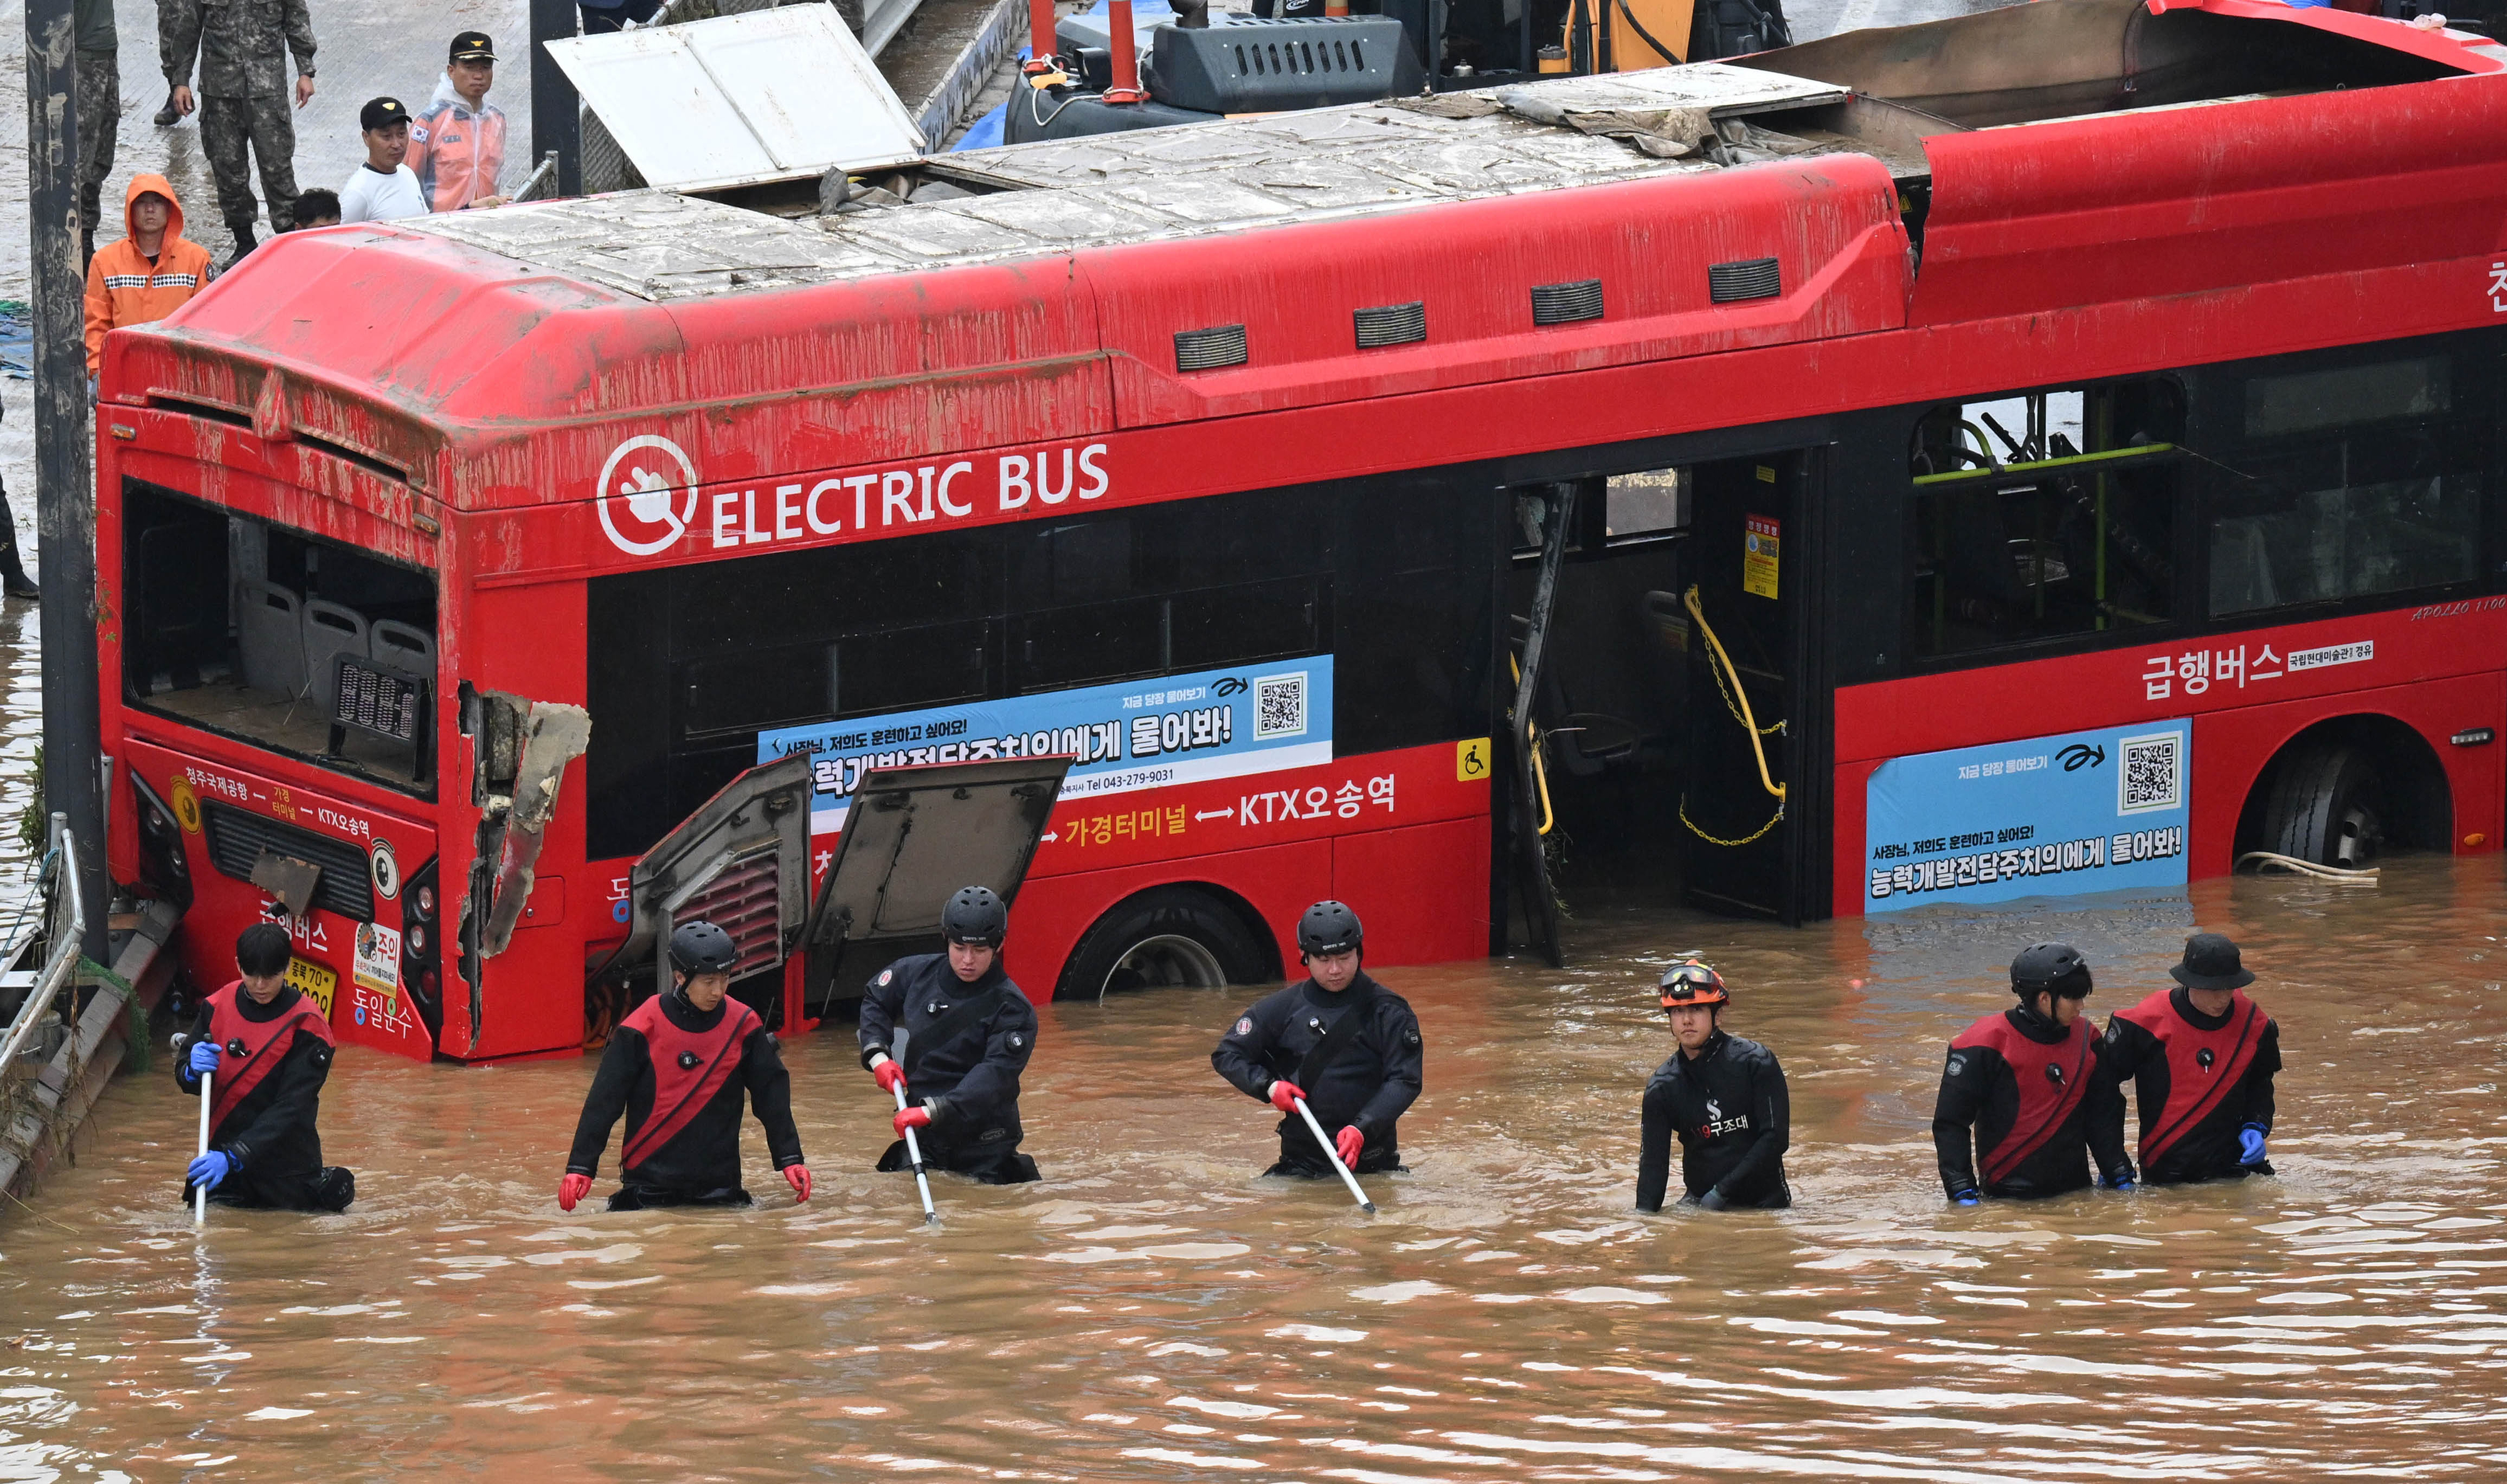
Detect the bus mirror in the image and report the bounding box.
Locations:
[475,699,593,959]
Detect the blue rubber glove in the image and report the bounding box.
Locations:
[187,1041,221,1078]
[2239,1124,2268,1166]
[1952,1192,1980,1206]
[1698,1188,1732,1212]
[187,1150,235,1191]
[2103,1169,2137,1191]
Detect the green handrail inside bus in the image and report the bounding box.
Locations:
[1910,442,2178,486]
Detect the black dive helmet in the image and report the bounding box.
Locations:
[2009,941,2091,1011]
[1297,900,1363,959]
[943,886,1008,948]
[669,920,740,976]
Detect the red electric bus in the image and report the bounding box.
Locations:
[94,0,2507,1062]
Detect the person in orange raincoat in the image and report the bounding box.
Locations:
[82,173,216,378]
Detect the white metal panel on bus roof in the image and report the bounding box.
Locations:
[544,6,924,192]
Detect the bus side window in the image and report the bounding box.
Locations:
[1905,379,2183,662]
[2206,353,2484,618]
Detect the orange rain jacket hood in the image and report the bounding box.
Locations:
[83,174,216,374]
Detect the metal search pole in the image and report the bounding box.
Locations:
[24,0,109,964]
[1292,1097,1376,1214]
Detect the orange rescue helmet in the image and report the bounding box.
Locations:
[1658,959,1729,1010]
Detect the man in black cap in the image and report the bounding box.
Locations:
[2099,932,2282,1185]
[337,97,426,224]
[1212,900,1423,1179]
[408,33,510,212]
[1635,959,1789,1213]
[1933,943,2133,1203]
[559,920,811,1211]
[861,886,1042,1184]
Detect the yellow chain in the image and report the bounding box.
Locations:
[1679,793,1785,848]
[1695,600,1782,738]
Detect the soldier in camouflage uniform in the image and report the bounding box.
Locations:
[75,0,118,267]
[160,0,316,256]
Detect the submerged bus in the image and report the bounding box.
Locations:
[95,0,2507,1062]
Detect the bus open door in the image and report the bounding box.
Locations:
[1679,451,1826,924]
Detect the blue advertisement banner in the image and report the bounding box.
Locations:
[1864,720,2191,912]
[756,659,1335,832]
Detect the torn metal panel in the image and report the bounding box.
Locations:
[479,703,593,958]
[544,6,924,194]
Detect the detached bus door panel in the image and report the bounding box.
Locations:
[802,756,1072,1015]
[1681,451,1816,922]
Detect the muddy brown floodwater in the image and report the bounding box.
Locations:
[4,857,2506,1481]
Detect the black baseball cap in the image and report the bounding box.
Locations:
[449,31,496,62]
[360,97,409,131]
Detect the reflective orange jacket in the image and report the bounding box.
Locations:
[83,174,216,374]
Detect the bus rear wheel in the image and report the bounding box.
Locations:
[1060,887,1267,1001]
[2261,743,2387,870]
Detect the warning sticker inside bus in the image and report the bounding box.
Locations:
[756,658,1336,834]
[1864,720,2191,912]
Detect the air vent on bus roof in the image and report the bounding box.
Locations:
[1174,324,1250,372]
[201,802,377,922]
[1530,279,1604,327]
[1353,301,1426,349]
[1709,257,1782,303]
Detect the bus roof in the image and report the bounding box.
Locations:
[404,64,1851,303]
[106,0,2507,519]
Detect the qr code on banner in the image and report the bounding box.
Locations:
[2117,730,2183,815]
[1254,671,1308,739]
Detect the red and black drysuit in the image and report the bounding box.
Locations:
[857,953,1041,1184]
[1933,1006,2130,1200]
[565,986,804,1210]
[175,981,354,1211]
[2098,986,2281,1184]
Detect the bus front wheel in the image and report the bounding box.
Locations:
[2261,743,2387,870]
[1059,887,1267,1002]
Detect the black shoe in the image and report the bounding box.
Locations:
[154,93,179,127]
[3,572,39,601]
[225,222,257,269]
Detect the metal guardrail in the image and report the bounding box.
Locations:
[0,815,85,1079]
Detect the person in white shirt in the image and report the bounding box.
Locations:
[338,96,427,224]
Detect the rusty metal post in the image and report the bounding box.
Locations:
[24,0,108,962]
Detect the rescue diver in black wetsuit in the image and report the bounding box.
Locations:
[1635,959,1791,1212]
[174,922,355,1211]
[2100,933,2283,1186]
[861,886,1042,1185]
[1212,901,1423,1178]
[559,921,811,1211]
[1934,942,2133,1204]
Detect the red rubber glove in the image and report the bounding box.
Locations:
[1268,1079,1307,1114]
[893,1105,933,1137]
[784,1164,812,1203]
[558,1173,592,1211]
[872,1059,906,1095]
[1335,1125,1364,1168]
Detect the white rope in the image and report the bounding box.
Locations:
[2236,850,2379,883]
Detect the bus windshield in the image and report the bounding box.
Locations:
[121,478,439,793]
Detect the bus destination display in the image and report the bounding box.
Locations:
[333,659,426,745]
